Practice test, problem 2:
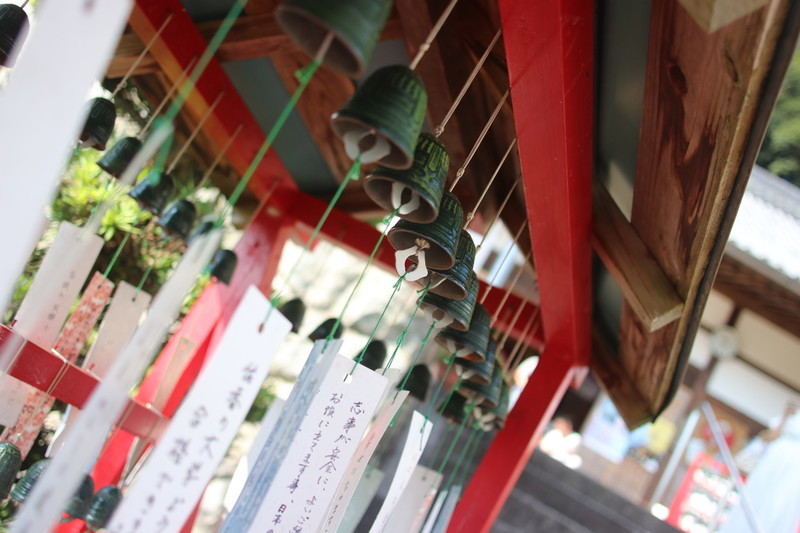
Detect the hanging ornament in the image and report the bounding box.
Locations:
[96,137,143,178]
[364,133,449,223]
[356,339,387,371]
[460,362,502,408]
[308,317,343,341]
[61,474,95,522]
[439,390,469,424]
[278,297,307,333]
[435,302,491,362]
[388,192,464,281]
[276,0,393,78]
[129,171,175,214]
[455,338,497,385]
[0,2,29,68]
[400,363,432,402]
[420,270,478,331]
[157,198,197,240]
[9,459,48,504]
[209,249,237,284]
[332,65,427,169]
[84,485,123,531]
[418,229,475,299]
[0,441,21,499]
[79,97,116,151]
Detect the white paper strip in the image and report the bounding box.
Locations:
[0,0,133,312]
[338,467,385,533]
[370,411,434,533]
[248,356,388,533]
[11,229,221,533]
[430,485,461,533]
[321,390,409,533]
[220,338,342,532]
[151,336,197,410]
[107,286,290,533]
[420,490,448,533]
[384,466,443,533]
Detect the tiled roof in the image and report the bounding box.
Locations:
[729,166,800,282]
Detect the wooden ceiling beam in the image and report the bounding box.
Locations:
[108,13,403,79]
[608,0,798,425]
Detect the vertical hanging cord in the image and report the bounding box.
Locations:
[504,308,539,374]
[463,138,516,229]
[194,124,244,192]
[408,0,460,71]
[435,29,501,137]
[438,375,463,417]
[453,426,483,487]
[20,0,29,9]
[436,401,476,474]
[444,424,478,488]
[110,13,175,99]
[476,178,519,251]
[138,58,198,139]
[424,350,458,421]
[479,220,525,305]
[102,233,130,279]
[490,251,531,325]
[354,273,407,364]
[166,91,225,174]
[448,88,510,192]
[493,297,528,375]
[381,282,432,375]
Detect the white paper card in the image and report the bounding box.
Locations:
[384,466,443,533]
[248,356,388,533]
[321,390,409,533]
[221,338,342,533]
[430,485,461,533]
[369,411,434,533]
[0,379,28,427]
[420,490,448,533]
[11,229,221,533]
[107,286,290,533]
[0,0,132,312]
[338,467,385,533]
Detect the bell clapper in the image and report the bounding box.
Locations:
[342,128,391,164]
[390,182,421,215]
[394,239,429,282]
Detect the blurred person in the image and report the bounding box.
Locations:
[539,416,582,469]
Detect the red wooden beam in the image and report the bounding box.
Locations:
[0,326,161,440]
[449,0,594,530]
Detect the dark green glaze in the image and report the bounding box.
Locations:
[435,303,491,362]
[400,364,431,402]
[388,191,463,270]
[485,382,510,428]
[308,317,343,341]
[276,0,392,78]
[0,4,29,68]
[356,340,387,371]
[129,171,175,215]
[420,271,478,332]
[79,98,116,151]
[209,249,237,285]
[189,219,216,244]
[455,338,497,385]
[364,134,448,223]
[10,459,48,504]
[0,442,21,500]
[278,298,306,334]
[97,137,142,178]
[158,199,197,241]
[61,474,95,522]
[422,230,475,299]
[85,485,123,531]
[439,391,468,424]
[332,65,427,170]
[461,362,502,408]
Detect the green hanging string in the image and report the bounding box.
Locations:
[353,272,407,367]
[396,320,437,393]
[332,207,401,348]
[445,425,479,489]
[428,424,453,469]
[425,351,458,421]
[102,233,130,279]
[436,401,476,474]
[136,265,153,293]
[381,282,432,375]
[454,426,484,488]
[438,374,464,416]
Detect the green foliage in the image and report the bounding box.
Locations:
[757,43,800,188]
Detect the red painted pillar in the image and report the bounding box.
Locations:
[447,353,576,533]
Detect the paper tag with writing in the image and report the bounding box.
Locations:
[320,389,409,533]
[429,485,461,533]
[385,465,443,533]
[221,338,342,533]
[248,356,388,533]
[0,272,113,456]
[106,286,290,533]
[0,0,132,312]
[370,411,434,532]
[11,229,221,533]
[339,467,385,533]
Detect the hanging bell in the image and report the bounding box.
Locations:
[455,338,497,385]
[276,0,393,78]
[96,136,142,178]
[439,390,468,424]
[486,382,510,429]
[435,303,491,362]
[157,199,197,241]
[308,317,343,341]
[0,441,22,500]
[332,65,427,169]
[400,364,432,402]
[364,134,448,223]
[10,459,49,504]
[421,230,476,299]
[209,249,237,284]
[0,3,30,68]
[388,191,464,278]
[79,97,116,151]
[189,219,216,244]
[356,340,387,371]
[129,171,175,215]
[278,298,307,334]
[61,474,95,522]
[460,362,502,408]
[420,271,478,332]
[84,485,123,531]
